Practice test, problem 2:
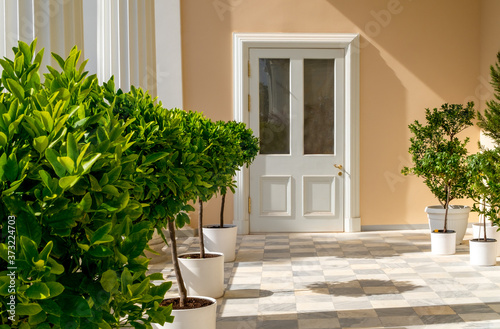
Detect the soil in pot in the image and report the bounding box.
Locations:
[160,297,214,310]
[178,253,220,259]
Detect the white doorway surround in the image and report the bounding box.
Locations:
[233,33,361,234]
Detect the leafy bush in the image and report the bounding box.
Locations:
[0,41,172,329]
[401,102,475,231]
[467,148,500,240]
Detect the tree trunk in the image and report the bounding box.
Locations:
[168,219,187,307]
[444,185,450,232]
[198,198,205,258]
[483,199,488,242]
[220,193,226,228]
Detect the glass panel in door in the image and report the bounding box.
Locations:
[304,58,335,155]
[259,58,290,155]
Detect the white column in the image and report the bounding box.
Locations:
[145,0,156,96]
[128,0,139,88]
[119,1,130,89]
[154,0,183,109]
[2,0,19,58]
[82,0,98,76]
[18,0,34,43]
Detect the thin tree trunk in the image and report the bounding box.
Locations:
[168,219,187,307]
[220,193,226,228]
[444,185,450,232]
[483,199,487,242]
[198,198,205,258]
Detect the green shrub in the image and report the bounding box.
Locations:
[402,102,475,231]
[467,148,500,240]
[0,40,172,329]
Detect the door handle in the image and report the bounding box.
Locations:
[333,164,343,170]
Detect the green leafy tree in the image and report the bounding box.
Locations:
[478,52,500,144]
[0,40,173,329]
[108,86,215,307]
[467,148,500,241]
[216,121,258,228]
[402,102,475,232]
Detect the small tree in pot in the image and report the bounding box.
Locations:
[402,102,475,252]
[466,148,500,265]
[202,121,258,262]
[109,87,218,328]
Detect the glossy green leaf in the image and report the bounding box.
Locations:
[89,245,114,257]
[16,303,43,316]
[102,184,120,197]
[121,268,133,294]
[46,149,66,178]
[67,132,78,163]
[59,175,79,189]
[90,223,112,245]
[5,153,18,181]
[79,192,92,211]
[33,135,49,153]
[0,132,7,149]
[101,270,118,292]
[39,299,62,316]
[57,156,75,173]
[28,310,47,325]
[82,153,101,173]
[25,282,50,299]
[45,282,64,298]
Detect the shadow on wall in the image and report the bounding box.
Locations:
[328,0,483,225]
[328,0,481,104]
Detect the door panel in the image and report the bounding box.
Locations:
[249,48,344,233]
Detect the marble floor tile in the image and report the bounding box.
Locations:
[156,229,500,328]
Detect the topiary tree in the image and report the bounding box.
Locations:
[478,52,500,145]
[467,148,500,241]
[216,121,258,228]
[0,40,173,329]
[108,85,215,307]
[401,102,475,232]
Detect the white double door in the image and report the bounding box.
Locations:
[249,48,345,233]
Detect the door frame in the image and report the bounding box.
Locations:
[232,33,361,234]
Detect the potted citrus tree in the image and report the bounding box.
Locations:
[203,121,258,262]
[109,87,218,328]
[467,148,500,265]
[175,112,225,299]
[0,41,173,328]
[402,102,475,254]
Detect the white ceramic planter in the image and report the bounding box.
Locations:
[470,239,498,266]
[152,296,217,329]
[472,223,500,256]
[203,225,238,262]
[430,231,456,255]
[178,252,224,298]
[426,205,470,245]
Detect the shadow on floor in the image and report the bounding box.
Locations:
[217,302,500,328]
[306,279,421,297]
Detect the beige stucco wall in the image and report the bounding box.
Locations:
[180,0,491,228]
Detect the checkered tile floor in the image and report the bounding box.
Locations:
[151,229,500,328]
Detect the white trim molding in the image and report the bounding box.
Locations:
[233,33,361,234]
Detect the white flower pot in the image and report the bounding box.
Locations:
[203,225,238,262]
[152,296,216,329]
[430,230,456,255]
[178,252,224,298]
[470,239,498,266]
[472,223,500,256]
[426,205,470,245]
